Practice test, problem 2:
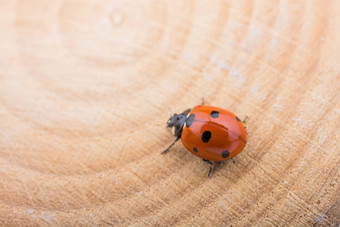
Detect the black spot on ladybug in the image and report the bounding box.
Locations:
[222,150,230,158]
[236,116,241,122]
[201,131,211,143]
[210,110,219,118]
[186,114,195,127]
[193,147,198,153]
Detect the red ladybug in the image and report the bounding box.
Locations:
[162,103,247,176]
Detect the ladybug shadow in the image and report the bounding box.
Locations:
[203,158,238,177]
[162,143,239,177]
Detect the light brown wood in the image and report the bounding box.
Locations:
[0,0,339,226]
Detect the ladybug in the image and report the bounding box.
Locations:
[162,103,247,176]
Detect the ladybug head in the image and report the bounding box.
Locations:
[167,108,190,137]
[167,114,178,128]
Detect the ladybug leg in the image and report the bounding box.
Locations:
[242,116,248,124]
[213,161,222,173]
[203,159,213,177]
[201,98,205,105]
[161,136,181,154]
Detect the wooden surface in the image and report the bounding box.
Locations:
[0,0,339,226]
